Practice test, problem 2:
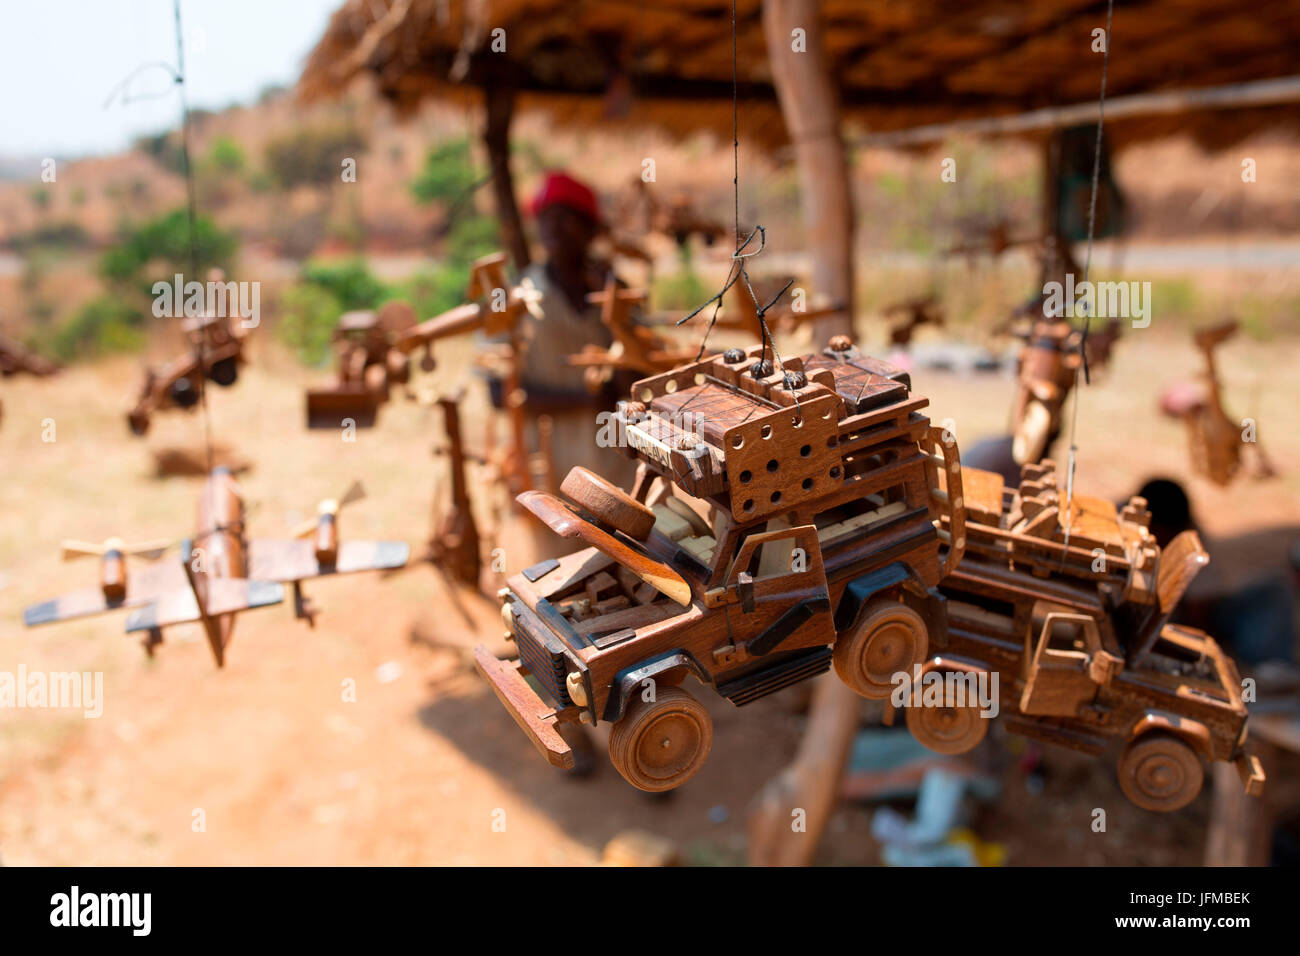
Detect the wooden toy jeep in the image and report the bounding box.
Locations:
[475,338,965,791]
[926,458,1264,811]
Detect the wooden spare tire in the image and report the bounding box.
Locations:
[561,466,655,540]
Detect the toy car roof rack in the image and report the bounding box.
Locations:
[615,338,931,524]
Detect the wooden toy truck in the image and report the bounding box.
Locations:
[927,458,1264,811]
[476,338,962,791]
[475,339,1263,810]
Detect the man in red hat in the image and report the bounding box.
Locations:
[492,171,637,565]
[511,171,614,403]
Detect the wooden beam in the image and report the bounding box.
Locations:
[855,74,1300,148]
[762,0,854,342]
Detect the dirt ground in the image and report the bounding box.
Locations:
[1,321,1296,865]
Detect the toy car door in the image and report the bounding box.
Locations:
[713,524,834,661]
[1020,612,1114,717]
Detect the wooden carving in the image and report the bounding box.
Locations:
[25,468,408,666]
[1167,320,1277,486]
[473,336,1262,812]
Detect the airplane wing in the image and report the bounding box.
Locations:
[124,577,284,632]
[23,560,189,627]
[247,539,409,582]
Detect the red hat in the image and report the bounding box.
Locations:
[529,171,600,223]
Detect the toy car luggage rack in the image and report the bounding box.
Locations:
[613,340,932,524]
[936,458,1162,602]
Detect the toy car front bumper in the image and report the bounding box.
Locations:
[473,644,575,770]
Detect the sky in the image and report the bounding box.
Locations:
[1,0,344,158]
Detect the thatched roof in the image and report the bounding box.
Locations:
[299,0,1300,149]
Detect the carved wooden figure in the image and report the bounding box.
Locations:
[567,276,696,391]
[1168,320,1276,486]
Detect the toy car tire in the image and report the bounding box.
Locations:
[209,356,239,387]
[833,600,928,699]
[608,685,712,792]
[1117,732,1204,812]
[905,686,989,755]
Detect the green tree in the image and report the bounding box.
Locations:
[410,138,482,207]
[99,209,238,291]
[264,123,366,191]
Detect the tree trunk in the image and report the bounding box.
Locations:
[762,0,854,344]
[483,84,531,272]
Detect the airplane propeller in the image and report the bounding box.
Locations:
[292,481,365,538]
[61,537,173,561]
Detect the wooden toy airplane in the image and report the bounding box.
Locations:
[24,468,409,666]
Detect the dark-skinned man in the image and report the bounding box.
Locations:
[491,171,639,569]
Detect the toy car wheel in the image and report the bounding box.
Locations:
[608,686,713,792]
[170,376,200,408]
[834,600,928,699]
[561,466,655,540]
[209,356,238,387]
[906,687,989,755]
[1117,732,1204,812]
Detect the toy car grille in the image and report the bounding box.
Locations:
[511,604,570,707]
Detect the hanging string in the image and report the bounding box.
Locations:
[170,0,218,482]
[676,0,794,400]
[1062,0,1114,549]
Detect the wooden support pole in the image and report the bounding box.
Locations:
[1204,758,1271,866]
[747,675,861,866]
[484,83,531,272]
[762,0,854,344]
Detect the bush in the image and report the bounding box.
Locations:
[276,284,343,366]
[134,131,186,176]
[653,266,712,313]
[446,215,499,265]
[9,221,89,254]
[205,136,245,174]
[49,295,144,360]
[299,258,390,311]
[264,123,366,191]
[394,264,472,320]
[99,209,238,291]
[411,138,482,207]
